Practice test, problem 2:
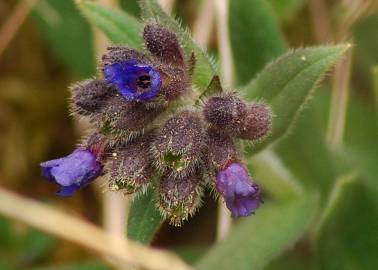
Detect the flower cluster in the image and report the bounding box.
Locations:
[41,24,272,225]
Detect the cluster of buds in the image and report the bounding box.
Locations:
[40,23,272,225]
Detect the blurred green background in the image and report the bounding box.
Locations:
[0,0,377,269]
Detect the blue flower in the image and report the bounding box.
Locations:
[104,60,162,101]
[40,149,102,196]
[216,162,261,217]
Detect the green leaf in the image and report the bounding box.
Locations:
[354,14,378,89]
[196,195,318,270]
[77,0,141,47]
[268,0,306,21]
[127,188,163,244]
[315,179,378,270]
[139,0,216,89]
[274,89,337,200]
[341,91,378,196]
[0,217,56,267]
[19,230,56,264]
[195,75,223,106]
[32,262,109,270]
[372,66,378,115]
[311,173,358,241]
[248,150,304,201]
[119,0,141,17]
[242,45,350,154]
[229,0,286,85]
[0,217,14,248]
[32,0,95,76]
[175,245,209,264]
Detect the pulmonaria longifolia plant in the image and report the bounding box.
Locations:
[40,23,271,225]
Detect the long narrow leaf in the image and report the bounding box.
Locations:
[242,45,350,154]
[229,0,286,85]
[77,0,141,47]
[196,195,318,270]
[127,189,163,244]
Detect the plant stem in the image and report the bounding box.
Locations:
[0,0,40,58]
[327,45,353,148]
[215,0,234,88]
[216,203,232,241]
[0,186,192,270]
[193,0,215,48]
[214,0,234,241]
[309,0,330,43]
[158,0,175,13]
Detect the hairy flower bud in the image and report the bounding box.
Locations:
[70,79,113,116]
[206,128,239,171]
[143,24,184,66]
[84,132,112,160]
[238,103,272,140]
[216,163,261,217]
[203,94,247,132]
[158,168,203,226]
[108,134,154,194]
[101,95,163,143]
[102,46,149,68]
[158,64,188,101]
[152,111,205,174]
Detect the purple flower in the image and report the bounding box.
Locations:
[40,149,102,196]
[104,60,162,101]
[216,162,261,217]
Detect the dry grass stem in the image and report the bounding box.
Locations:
[0,0,40,58]
[0,186,192,270]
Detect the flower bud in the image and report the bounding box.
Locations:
[102,46,149,68]
[238,103,272,140]
[203,94,247,132]
[158,64,188,101]
[152,111,205,174]
[40,148,102,196]
[143,24,184,66]
[70,79,113,116]
[101,96,163,143]
[206,128,239,171]
[158,168,203,226]
[108,134,154,194]
[216,163,261,217]
[83,132,112,160]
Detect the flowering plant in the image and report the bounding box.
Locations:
[0,0,372,269]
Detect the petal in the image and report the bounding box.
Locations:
[216,162,261,218]
[57,184,79,197]
[104,61,162,102]
[40,157,66,181]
